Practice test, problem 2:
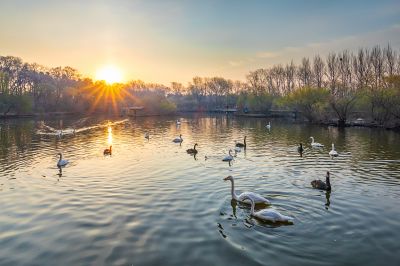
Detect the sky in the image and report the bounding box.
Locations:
[0,0,400,84]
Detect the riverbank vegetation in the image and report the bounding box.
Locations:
[1,45,400,127]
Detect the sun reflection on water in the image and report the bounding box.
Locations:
[107,125,113,146]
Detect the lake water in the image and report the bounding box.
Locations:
[0,115,399,266]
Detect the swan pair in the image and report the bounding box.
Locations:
[57,153,69,167]
[223,176,293,223]
[310,137,339,157]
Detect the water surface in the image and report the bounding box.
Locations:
[1,115,399,265]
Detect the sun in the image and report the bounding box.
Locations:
[95,65,123,84]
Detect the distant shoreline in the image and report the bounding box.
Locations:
[1,111,399,131]
[0,112,79,119]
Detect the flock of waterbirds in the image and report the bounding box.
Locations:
[54,119,336,224]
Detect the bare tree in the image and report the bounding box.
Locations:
[284,61,296,94]
[352,48,370,89]
[370,45,384,89]
[384,44,396,77]
[338,50,353,90]
[246,69,269,95]
[297,57,312,87]
[326,53,339,90]
[313,55,325,88]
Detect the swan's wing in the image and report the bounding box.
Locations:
[258,209,293,222]
[58,159,69,166]
[311,180,326,189]
[239,192,269,204]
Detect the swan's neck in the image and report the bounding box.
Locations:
[59,154,62,160]
[250,200,255,215]
[311,137,314,143]
[326,176,331,189]
[229,179,238,200]
[332,144,335,150]
[194,144,197,150]
[244,138,246,146]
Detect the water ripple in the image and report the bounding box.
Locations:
[0,116,399,265]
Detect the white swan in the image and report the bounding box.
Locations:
[310,136,324,147]
[266,121,271,130]
[244,196,293,223]
[176,120,181,125]
[223,175,270,204]
[57,153,69,167]
[172,134,183,143]
[222,150,234,162]
[329,143,338,157]
[56,130,63,137]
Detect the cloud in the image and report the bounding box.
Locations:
[256,51,281,59]
[219,24,400,82]
[228,60,244,67]
[253,24,400,68]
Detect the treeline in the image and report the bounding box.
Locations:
[169,45,400,126]
[0,56,175,115]
[1,45,400,126]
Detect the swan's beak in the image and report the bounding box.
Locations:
[223,176,229,181]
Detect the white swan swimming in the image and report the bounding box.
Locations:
[329,143,338,157]
[244,196,293,223]
[223,175,270,204]
[266,121,271,130]
[57,153,69,167]
[172,134,183,143]
[310,136,324,147]
[222,150,234,162]
[56,130,63,137]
